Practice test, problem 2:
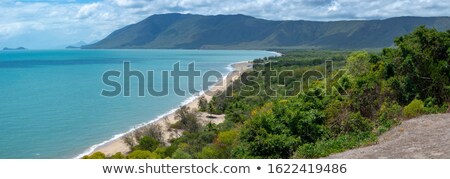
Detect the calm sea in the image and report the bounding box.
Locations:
[0,49,274,158]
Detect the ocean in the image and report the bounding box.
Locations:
[0,49,274,159]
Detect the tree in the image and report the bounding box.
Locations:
[240,102,302,158]
[346,51,371,77]
[214,130,239,158]
[135,136,160,152]
[135,124,164,143]
[386,26,450,104]
[198,96,208,112]
[123,133,136,148]
[173,106,201,133]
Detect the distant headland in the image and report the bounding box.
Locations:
[66,41,87,49]
[3,47,27,51]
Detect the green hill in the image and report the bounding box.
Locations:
[83,13,450,49]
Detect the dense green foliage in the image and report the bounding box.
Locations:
[127,150,161,159]
[84,14,450,49]
[84,27,449,159]
[402,99,425,118]
[82,152,106,159]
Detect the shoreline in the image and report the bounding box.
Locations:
[75,60,254,158]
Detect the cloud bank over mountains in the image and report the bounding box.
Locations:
[1,0,449,48]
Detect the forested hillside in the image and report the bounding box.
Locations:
[84,27,450,159]
[83,14,450,49]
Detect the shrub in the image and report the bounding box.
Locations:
[207,95,226,114]
[123,124,163,151]
[158,145,177,158]
[134,136,160,152]
[376,102,402,134]
[343,112,373,134]
[198,96,208,112]
[378,102,402,121]
[423,97,448,114]
[325,99,351,135]
[346,51,371,77]
[171,149,192,159]
[109,152,125,159]
[135,124,163,143]
[197,146,221,159]
[127,150,160,159]
[294,132,376,158]
[172,106,201,133]
[402,99,425,118]
[82,152,106,159]
[213,130,239,158]
[123,133,136,148]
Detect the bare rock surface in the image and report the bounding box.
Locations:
[328,113,450,159]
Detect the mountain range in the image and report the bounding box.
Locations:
[83,13,450,50]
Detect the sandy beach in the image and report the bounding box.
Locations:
[87,61,253,157]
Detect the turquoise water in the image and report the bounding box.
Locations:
[0,49,274,159]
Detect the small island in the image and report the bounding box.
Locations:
[66,41,87,49]
[3,47,27,51]
[65,46,81,49]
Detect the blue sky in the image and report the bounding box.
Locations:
[1,0,449,49]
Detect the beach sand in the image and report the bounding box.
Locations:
[88,61,252,157]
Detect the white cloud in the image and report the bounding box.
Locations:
[1,0,449,48]
[76,3,101,19]
[328,1,340,12]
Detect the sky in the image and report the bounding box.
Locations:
[0,0,449,49]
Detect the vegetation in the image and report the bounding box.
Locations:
[198,96,208,112]
[171,106,201,133]
[83,27,449,159]
[403,99,425,118]
[84,13,450,49]
[82,152,106,159]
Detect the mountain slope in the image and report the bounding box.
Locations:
[83,14,450,49]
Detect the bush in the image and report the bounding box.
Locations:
[294,132,376,158]
[123,124,163,151]
[197,146,221,159]
[82,152,106,159]
[198,96,208,112]
[110,152,125,159]
[134,136,160,152]
[423,97,448,114]
[376,102,402,134]
[171,149,192,159]
[208,95,226,114]
[325,99,351,135]
[346,51,371,77]
[402,99,425,118]
[172,106,201,133]
[127,150,160,159]
[157,145,177,158]
[135,124,163,143]
[343,112,373,134]
[378,102,402,121]
[212,130,239,158]
[123,133,136,148]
